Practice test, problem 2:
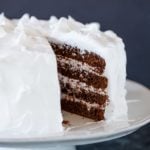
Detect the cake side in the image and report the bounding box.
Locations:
[0,14,63,137]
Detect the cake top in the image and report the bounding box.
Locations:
[48,16,125,56]
[0,13,124,54]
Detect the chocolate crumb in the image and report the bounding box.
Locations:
[62,120,70,125]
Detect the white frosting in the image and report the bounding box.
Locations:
[48,16,127,120]
[0,14,63,137]
[0,13,127,137]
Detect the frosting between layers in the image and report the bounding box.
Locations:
[57,55,102,76]
[59,74,106,95]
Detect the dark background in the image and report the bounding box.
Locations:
[0,0,150,149]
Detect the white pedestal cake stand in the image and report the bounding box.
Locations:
[0,80,149,150]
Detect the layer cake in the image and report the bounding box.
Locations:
[0,14,127,137]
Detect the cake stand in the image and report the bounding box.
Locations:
[0,80,149,150]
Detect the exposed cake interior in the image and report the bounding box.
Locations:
[51,42,109,120]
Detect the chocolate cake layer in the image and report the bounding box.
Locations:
[50,42,105,74]
[57,61,108,89]
[57,55,102,76]
[61,99,104,121]
[60,81,108,105]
